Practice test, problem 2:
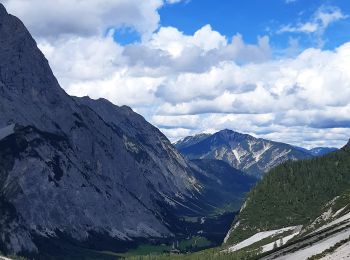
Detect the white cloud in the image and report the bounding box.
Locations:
[3,0,164,39]
[148,25,227,57]
[3,1,350,148]
[38,34,125,85]
[278,5,348,47]
[38,24,271,108]
[154,42,350,147]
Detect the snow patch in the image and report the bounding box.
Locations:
[227,226,298,252]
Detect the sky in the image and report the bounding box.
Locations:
[2,0,350,148]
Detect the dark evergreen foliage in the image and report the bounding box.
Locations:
[227,146,350,244]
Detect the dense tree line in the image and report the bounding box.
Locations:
[227,146,350,245]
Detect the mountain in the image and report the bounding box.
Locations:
[174,133,212,150]
[222,139,350,259]
[175,129,312,178]
[0,5,253,258]
[298,146,338,156]
[0,3,194,255]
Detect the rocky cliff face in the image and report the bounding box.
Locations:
[0,4,204,255]
[175,129,313,178]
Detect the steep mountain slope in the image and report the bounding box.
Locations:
[175,129,312,177]
[175,159,257,245]
[174,134,212,150]
[78,97,257,209]
[0,4,258,258]
[223,140,350,259]
[190,159,257,212]
[77,97,258,244]
[0,4,199,254]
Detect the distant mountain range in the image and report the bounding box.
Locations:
[175,130,337,178]
[299,146,338,156]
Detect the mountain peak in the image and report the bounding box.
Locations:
[0,3,72,132]
[217,129,249,136]
[176,129,312,177]
[219,129,234,133]
[218,129,239,134]
[215,129,252,142]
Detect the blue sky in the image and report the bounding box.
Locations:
[4,0,350,148]
[159,0,350,50]
[113,0,350,49]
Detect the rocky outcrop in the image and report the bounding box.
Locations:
[0,4,200,255]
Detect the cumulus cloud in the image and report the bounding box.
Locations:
[3,0,165,39]
[38,24,271,106]
[38,34,125,85]
[148,25,227,57]
[154,42,350,147]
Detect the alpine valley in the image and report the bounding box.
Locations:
[0,4,255,258]
[0,3,349,260]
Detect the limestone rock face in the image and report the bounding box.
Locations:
[0,3,198,254]
[175,129,313,178]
